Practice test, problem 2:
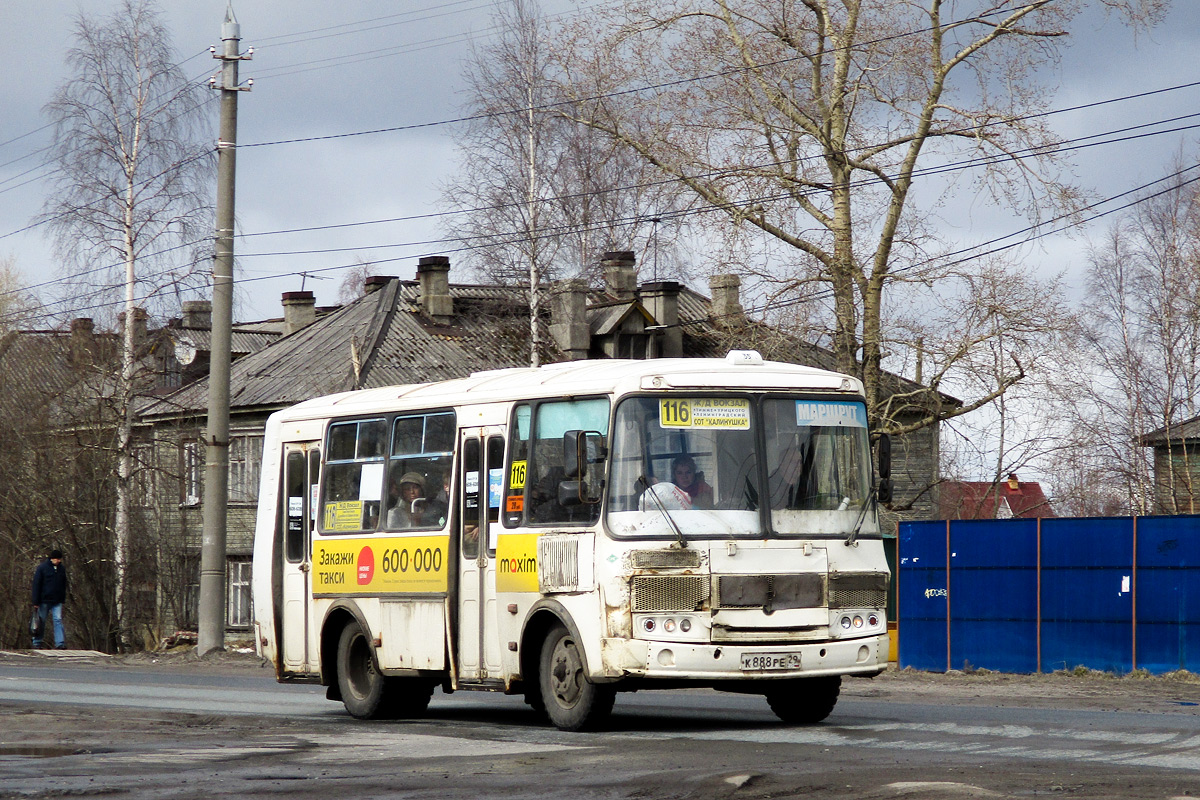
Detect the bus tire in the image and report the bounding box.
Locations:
[765,675,841,724]
[538,623,614,731]
[336,621,387,719]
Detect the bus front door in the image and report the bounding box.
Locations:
[456,430,505,683]
[281,443,320,674]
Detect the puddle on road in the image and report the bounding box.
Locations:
[0,745,100,759]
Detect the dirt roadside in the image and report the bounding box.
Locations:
[5,647,1199,715]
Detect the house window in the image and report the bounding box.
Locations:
[131,443,156,508]
[229,434,264,503]
[227,559,252,628]
[182,434,263,506]
[183,441,202,506]
[617,332,648,359]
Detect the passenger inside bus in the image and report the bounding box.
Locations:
[670,455,713,509]
[387,472,430,528]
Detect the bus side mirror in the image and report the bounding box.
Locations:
[562,430,606,504]
[876,433,893,504]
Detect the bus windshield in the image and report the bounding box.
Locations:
[763,397,873,533]
[606,395,873,538]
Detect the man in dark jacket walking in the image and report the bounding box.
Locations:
[31,549,68,650]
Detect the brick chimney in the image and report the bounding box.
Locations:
[549,278,590,361]
[69,317,95,368]
[417,256,453,324]
[640,280,683,358]
[281,290,317,335]
[117,307,148,347]
[601,251,638,301]
[364,275,396,295]
[181,300,212,329]
[709,274,744,327]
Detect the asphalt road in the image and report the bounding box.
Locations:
[1,652,1199,799]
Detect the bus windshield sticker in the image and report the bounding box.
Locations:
[509,459,527,490]
[659,398,750,429]
[324,500,363,532]
[359,462,384,502]
[795,400,867,428]
[488,468,504,508]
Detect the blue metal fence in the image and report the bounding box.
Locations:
[898,515,1200,674]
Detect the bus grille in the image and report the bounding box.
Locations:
[631,549,702,569]
[828,572,888,609]
[716,574,824,610]
[538,535,579,593]
[631,575,709,612]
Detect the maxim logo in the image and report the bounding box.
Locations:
[499,556,537,574]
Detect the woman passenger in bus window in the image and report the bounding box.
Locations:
[388,472,428,528]
[671,456,713,509]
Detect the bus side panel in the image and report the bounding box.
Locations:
[379,600,446,670]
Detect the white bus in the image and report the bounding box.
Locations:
[251,351,892,730]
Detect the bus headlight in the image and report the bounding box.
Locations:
[841,616,852,629]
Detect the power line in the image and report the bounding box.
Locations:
[5,100,1198,315]
[226,113,1200,259]
[10,156,1195,329]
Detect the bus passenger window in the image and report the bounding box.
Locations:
[527,398,609,525]
[503,405,531,527]
[321,419,387,533]
[384,411,455,530]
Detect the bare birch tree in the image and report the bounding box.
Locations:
[0,256,43,334]
[549,0,1165,432]
[40,0,214,644]
[1074,165,1200,514]
[443,0,688,366]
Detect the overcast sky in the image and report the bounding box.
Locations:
[2,0,1199,325]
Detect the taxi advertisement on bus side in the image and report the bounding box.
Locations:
[312,535,449,595]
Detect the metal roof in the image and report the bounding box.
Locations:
[138,275,943,423]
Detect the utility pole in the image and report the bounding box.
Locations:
[198,4,250,655]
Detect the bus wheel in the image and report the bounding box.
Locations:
[765,675,841,724]
[336,621,387,719]
[539,623,614,731]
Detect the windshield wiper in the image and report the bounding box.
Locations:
[639,475,688,549]
[846,486,878,547]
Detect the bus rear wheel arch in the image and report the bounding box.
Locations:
[334,620,434,720]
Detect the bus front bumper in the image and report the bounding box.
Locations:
[598,632,888,682]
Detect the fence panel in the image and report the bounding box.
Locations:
[948,518,1039,673]
[1039,517,1133,673]
[1135,515,1200,673]
[897,521,949,671]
